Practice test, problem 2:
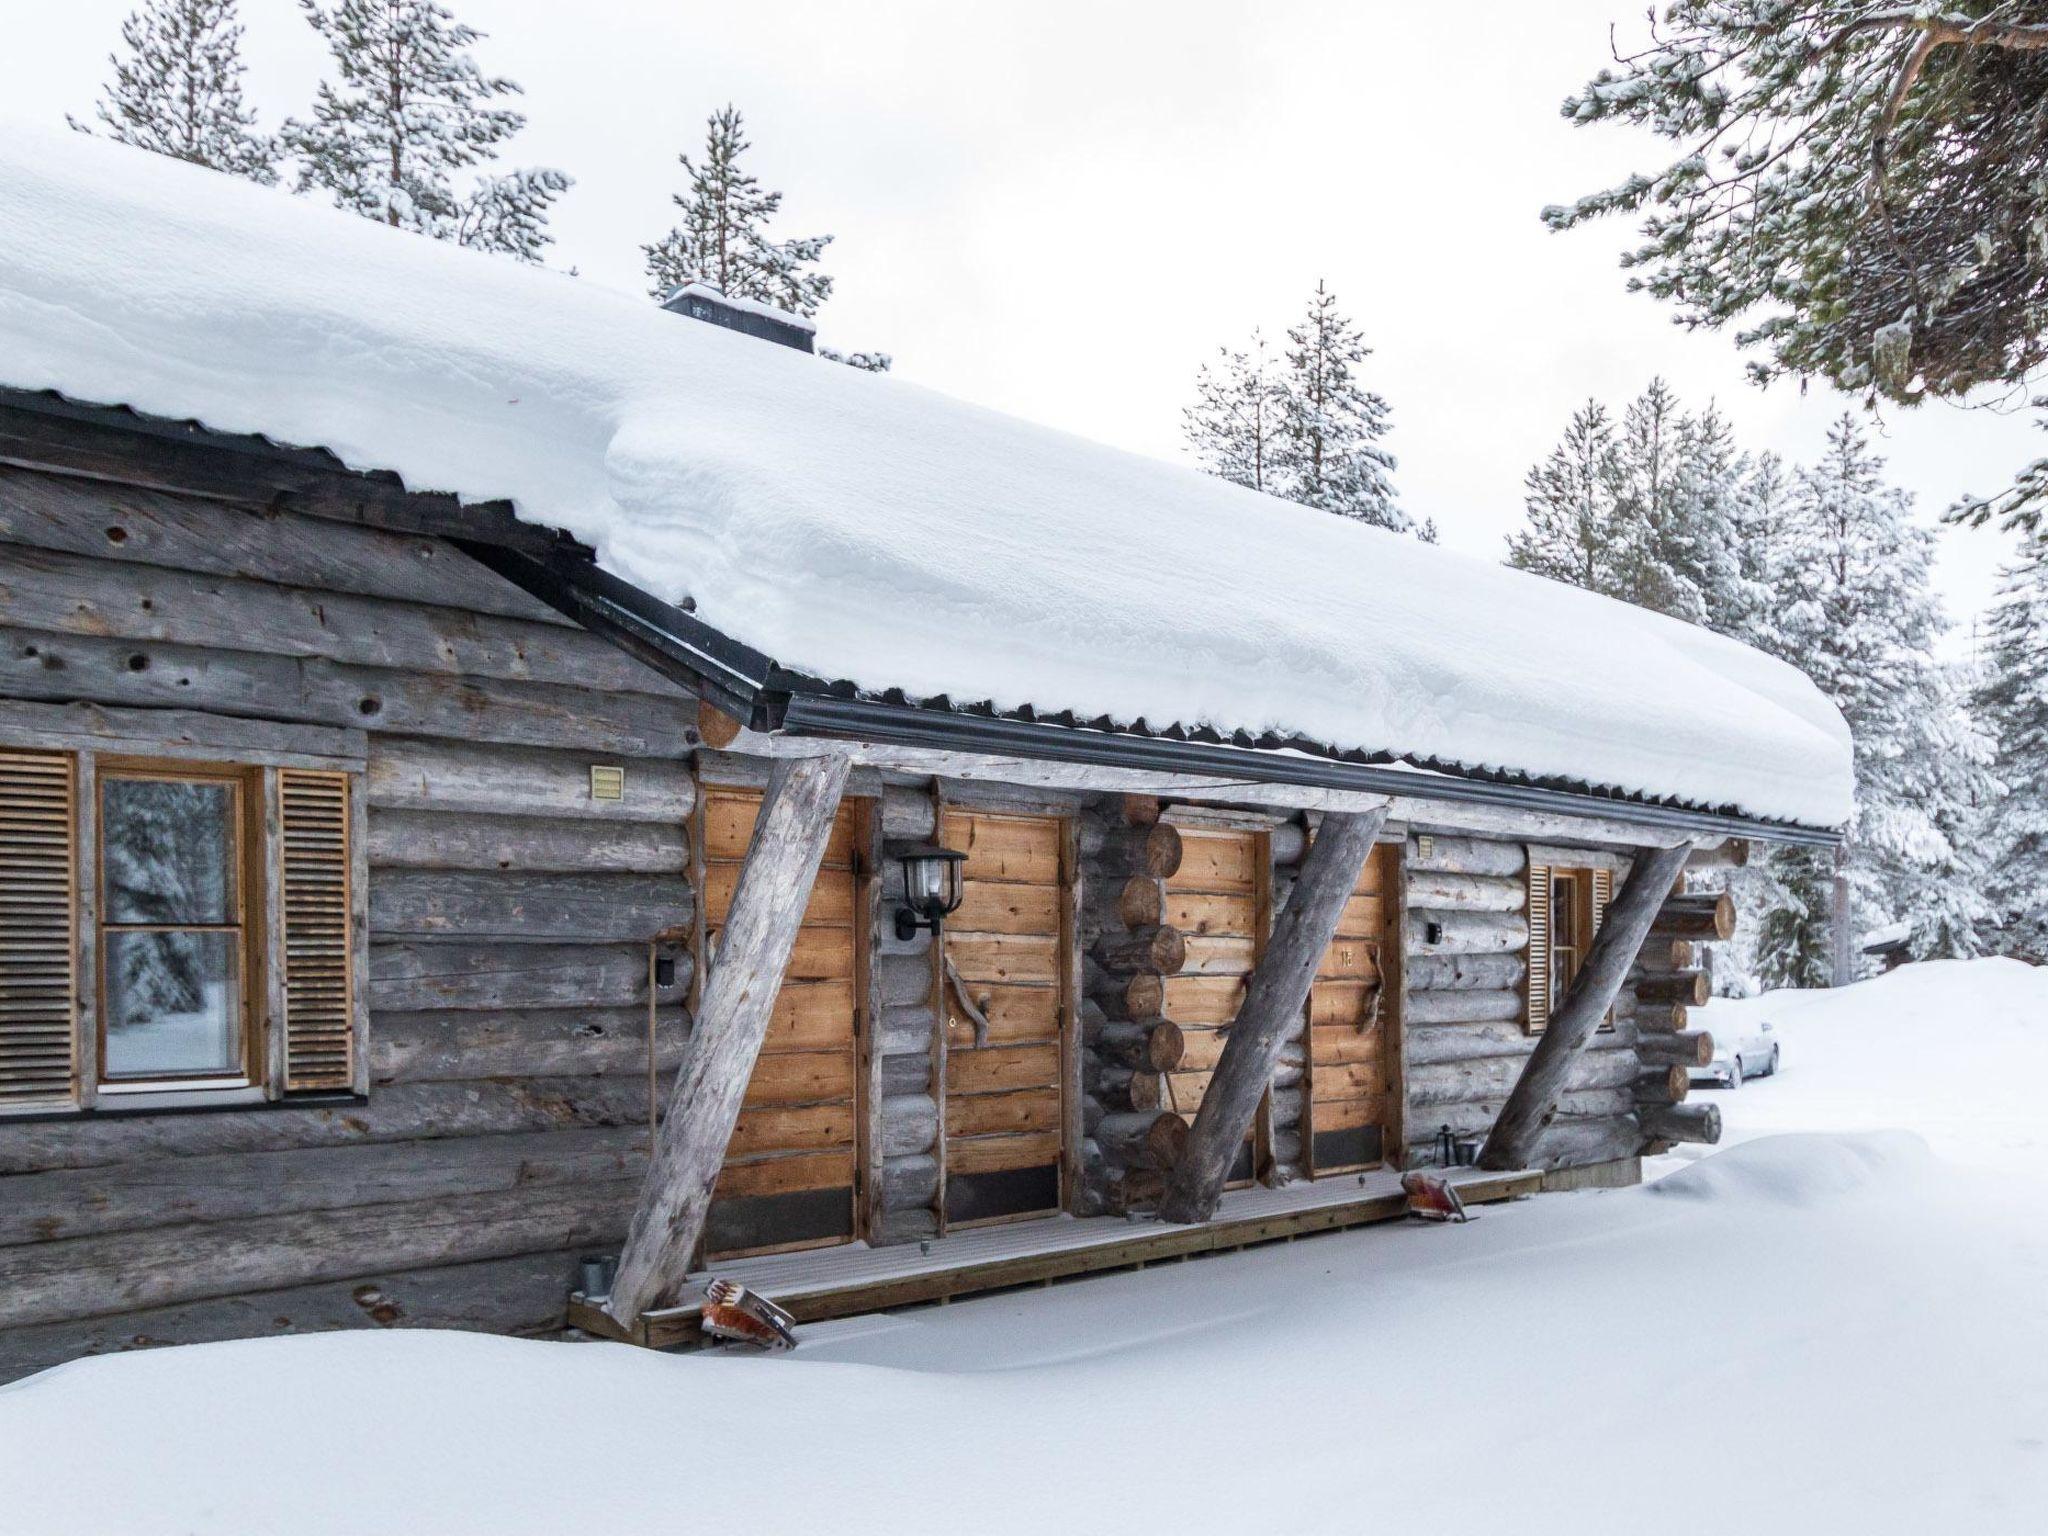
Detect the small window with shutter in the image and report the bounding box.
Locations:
[1524,860,1616,1035]
[0,744,361,1114]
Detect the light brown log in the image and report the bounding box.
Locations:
[1633,1000,1691,1033]
[1162,806,1387,1223]
[1632,1065,1691,1104]
[1079,821,1183,877]
[1121,794,1164,826]
[1636,1029,1715,1068]
[606,753,851,1325]
[1635,970,1711,1007]
[1634,938,1698,973]
[1094,924,1186,976]
[1096,1111,1189,1172]
[1405,951,1528,993]
[1099,1018,1186,1072]
[1479,843,1693,1171]
[1116,875,1167,929]
[1639,1101,1721,1144]
[1094,1065,1166,1112]
[1650,892,1736,942]
[1087,964,1164,1019]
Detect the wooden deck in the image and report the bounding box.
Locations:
[569,1165,1542,1349]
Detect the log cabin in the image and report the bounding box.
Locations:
[0,125,1852,1375]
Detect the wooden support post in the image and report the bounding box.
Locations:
[1478,841,1693,1172]
[605,752,852,1326]
[1158,804,1388,1224]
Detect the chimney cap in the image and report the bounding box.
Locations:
[661,282,816,352]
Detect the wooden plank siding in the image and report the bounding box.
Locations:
[1161,826,1267,1187]
[940,810,1071,1225]
[1304,841,1399,1177]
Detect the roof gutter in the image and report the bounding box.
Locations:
[778,694,1842,848]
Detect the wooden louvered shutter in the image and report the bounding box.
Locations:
[1525,859,1551,1036]
[0,749,78,1105]
[1590,866,1615,1031]
[278,769,354,1092]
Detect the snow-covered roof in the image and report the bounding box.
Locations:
[0,123,1853,829]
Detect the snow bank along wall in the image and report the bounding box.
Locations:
[0,454,1724,1382]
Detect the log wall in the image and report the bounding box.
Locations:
[0,466,699,1382]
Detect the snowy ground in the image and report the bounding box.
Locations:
[3,961,2046,1535]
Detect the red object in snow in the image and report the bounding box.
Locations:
[1401,1170,1472,1223]
[701,1278,799,1350]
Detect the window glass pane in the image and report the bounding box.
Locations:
[1550,874,1577,948]
[103,778,237,925]
[103,930,241,1077]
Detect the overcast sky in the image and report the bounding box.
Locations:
[5,0,2037,647]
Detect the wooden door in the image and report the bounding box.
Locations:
[702,785,866,1261]
[941,810,1069,1226]
[1304,842,1398,1176]
[1161,826,1267,1187]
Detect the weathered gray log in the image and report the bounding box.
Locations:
[1635,937,1699,973]
[1650,892,1736,942]
[367,810,688,874]
[881,1054,931,1096]
[372,1006,686,1083]
[878,1003,934,1057]
[874,1208,939,1246]
[1635,970,1711,1007]
[880,1095,939,1158]
[1405,951,1528,993]
[1479,842,1693,1171]
[880,782,937,841]
[1639,1101,1721,1144]
[1405,834,1525,878]
[1404,871,1525,914]
[1098,1018,1186,1072]
[1406,909,1528,956]
[606,752,851,1325]
[0,1180,641,1331]
[1406,1049,1642,1108]
[370,941,689,1012]
[369,869,693,944]
[0,1245,592,1388]
[1426,1087,1637,1141]
[1634,1001,1690,1034]
[880,1153,940,1211]
[1095,1111,1190,1172]
[1093,924,1186,975]
[0,625,696,756]
[0,543,668,691]
[1532,1114,1646,1169]
[366,737,696,823]
[1406,1017,1637,1066]
[0,465,573,625]
[1633,1065,1691,1104]
[1161,805,1388,1223]
[877,952,932,1008]
[1403,987,1524,1026]
[1686,840,1750,870]
[1078,821,1183,877]
[0,1125,651,1247]
[1269,821,1309,865]
[1636,1029,1715,1068]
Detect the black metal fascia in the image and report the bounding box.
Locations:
[778,694,1843,848]
[458,543,785,727]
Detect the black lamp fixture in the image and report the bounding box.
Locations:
[895,844,968,941]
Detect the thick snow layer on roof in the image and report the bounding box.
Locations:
[0,124,1852,826]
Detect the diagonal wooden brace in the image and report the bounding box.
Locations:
[1158,805,1388,1225]
[1477,841,1693,1172]
[605,752,852,1326]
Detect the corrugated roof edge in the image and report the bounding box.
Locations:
[0,388,1840,847]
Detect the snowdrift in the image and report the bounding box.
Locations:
[0,121,1851,827]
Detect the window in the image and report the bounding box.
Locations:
[99,767,255,1088]
[1525,858,1613,1034]
[0,743,360,1114]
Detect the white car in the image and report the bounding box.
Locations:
[1690,1016,1780,1089]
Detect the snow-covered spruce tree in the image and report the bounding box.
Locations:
[1751,846,1836,991]
[1510,399,1622,594]
[644,105,833,317]
[1182,329,1287,495]
[283,0,570,262]
[70,0,277,182]
[1277,282,1408,532]
[1548,2,2048,533]
[1978,527,2048,960]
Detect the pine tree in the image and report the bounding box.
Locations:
[1277,282,1406,532]
[1182,330,1286,495]
[282,0,571,263]
[1751,846,1836,991]
[70,0,277,183]
[1978,527,2048,961]
[1509,400,1621,594]
[643,105,833,317]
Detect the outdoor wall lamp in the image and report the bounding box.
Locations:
[895,845,968,941]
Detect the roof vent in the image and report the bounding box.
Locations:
[660,282,815,353]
